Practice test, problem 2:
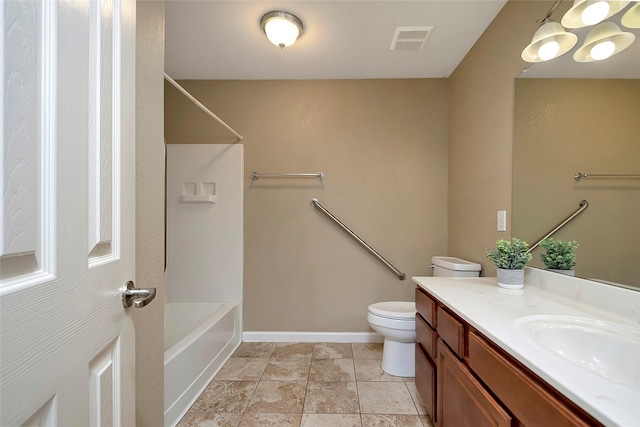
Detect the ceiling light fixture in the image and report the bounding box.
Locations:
[621,2,640,28]
[573,21,635,61]
[561,0,630,28]
[521,19,578,62]
[260,11,304,49]
[522,0,637,63]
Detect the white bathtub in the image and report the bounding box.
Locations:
[164,302,242,427]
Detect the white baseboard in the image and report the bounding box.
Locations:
[242,331,383,343]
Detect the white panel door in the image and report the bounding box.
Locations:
[0,0,137,426]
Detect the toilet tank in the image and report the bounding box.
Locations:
[432,256,481,277]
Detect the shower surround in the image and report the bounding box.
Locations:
[164,144,243,426]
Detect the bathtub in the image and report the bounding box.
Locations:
[164,302,242,427]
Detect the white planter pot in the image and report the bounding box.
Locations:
[496,268,525,290]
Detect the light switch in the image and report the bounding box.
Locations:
[497,210,507,232]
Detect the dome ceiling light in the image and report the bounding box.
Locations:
[260,11,304,49]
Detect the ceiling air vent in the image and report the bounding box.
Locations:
[390,26,433,50]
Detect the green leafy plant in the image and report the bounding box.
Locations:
[540,238,578,270]
[486,238,533,270]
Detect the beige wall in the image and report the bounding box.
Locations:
[447,1,557,275]
[165,79,449,331]
[134,2,165,425]
[513,78,640,286]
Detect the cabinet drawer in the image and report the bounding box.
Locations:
[438,339,511,427]
[415,287,437,328]
[437,307,465,358]
[415,343,436,421]
[416,313,437,360]
[468,332,598,427]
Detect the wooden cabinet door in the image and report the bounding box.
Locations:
[438,340,512,427]
[468,332,598,427]
[416,343,437,421]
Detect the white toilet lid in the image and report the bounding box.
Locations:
[368,301,416,320]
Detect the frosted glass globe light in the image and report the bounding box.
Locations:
[590,39,616,59]
[562,0,629,28]
[521,20,577,62]
[265,19,300,48]
[621,2,640,28]
[573,21,635,62]
[261,11,304,49]
[538,39,561,60]
[581,1,610,25]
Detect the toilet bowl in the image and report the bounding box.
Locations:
[367,257,481,377]
[367,301,416,377]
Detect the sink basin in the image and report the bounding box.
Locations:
[514,315,640,389]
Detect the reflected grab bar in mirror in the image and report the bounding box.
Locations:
[527,200,589,253]
[574,173,640,181]
[311,198,406,280]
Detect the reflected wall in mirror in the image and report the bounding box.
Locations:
[513,78,640,288]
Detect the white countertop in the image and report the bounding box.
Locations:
[413,268,640,427]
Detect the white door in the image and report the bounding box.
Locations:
[0,1,139,426]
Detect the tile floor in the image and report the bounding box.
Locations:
[177,342,435,427]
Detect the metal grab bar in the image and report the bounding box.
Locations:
[527,200,589,253]
[311,198,406,280]
[251,172,324,181]
[574,172,640,181]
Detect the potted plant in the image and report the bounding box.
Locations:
[540,238,578,276]
[486,238,533,289]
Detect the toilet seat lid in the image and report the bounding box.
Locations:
[368,301,416,320]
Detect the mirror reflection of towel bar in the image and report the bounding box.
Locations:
[574,173,640,181]
[251,172,324,181]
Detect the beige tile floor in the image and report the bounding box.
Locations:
[177,342,436,427]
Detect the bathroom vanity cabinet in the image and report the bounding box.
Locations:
[415,286,602,427]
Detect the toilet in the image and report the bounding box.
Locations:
[367,301,416,377]
[367,256,481,377]
[430,256,482,278]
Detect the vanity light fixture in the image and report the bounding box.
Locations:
[522,0,637,63]
[561,0,630,28]
[521,19,578,62]
[621,2,640,28]
[573,21,635,61]
[260,11,304,49]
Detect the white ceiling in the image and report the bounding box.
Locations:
[164,0,508,80]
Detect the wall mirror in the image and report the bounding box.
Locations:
[512,10,640,290]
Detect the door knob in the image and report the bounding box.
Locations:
[121,281,157,308]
